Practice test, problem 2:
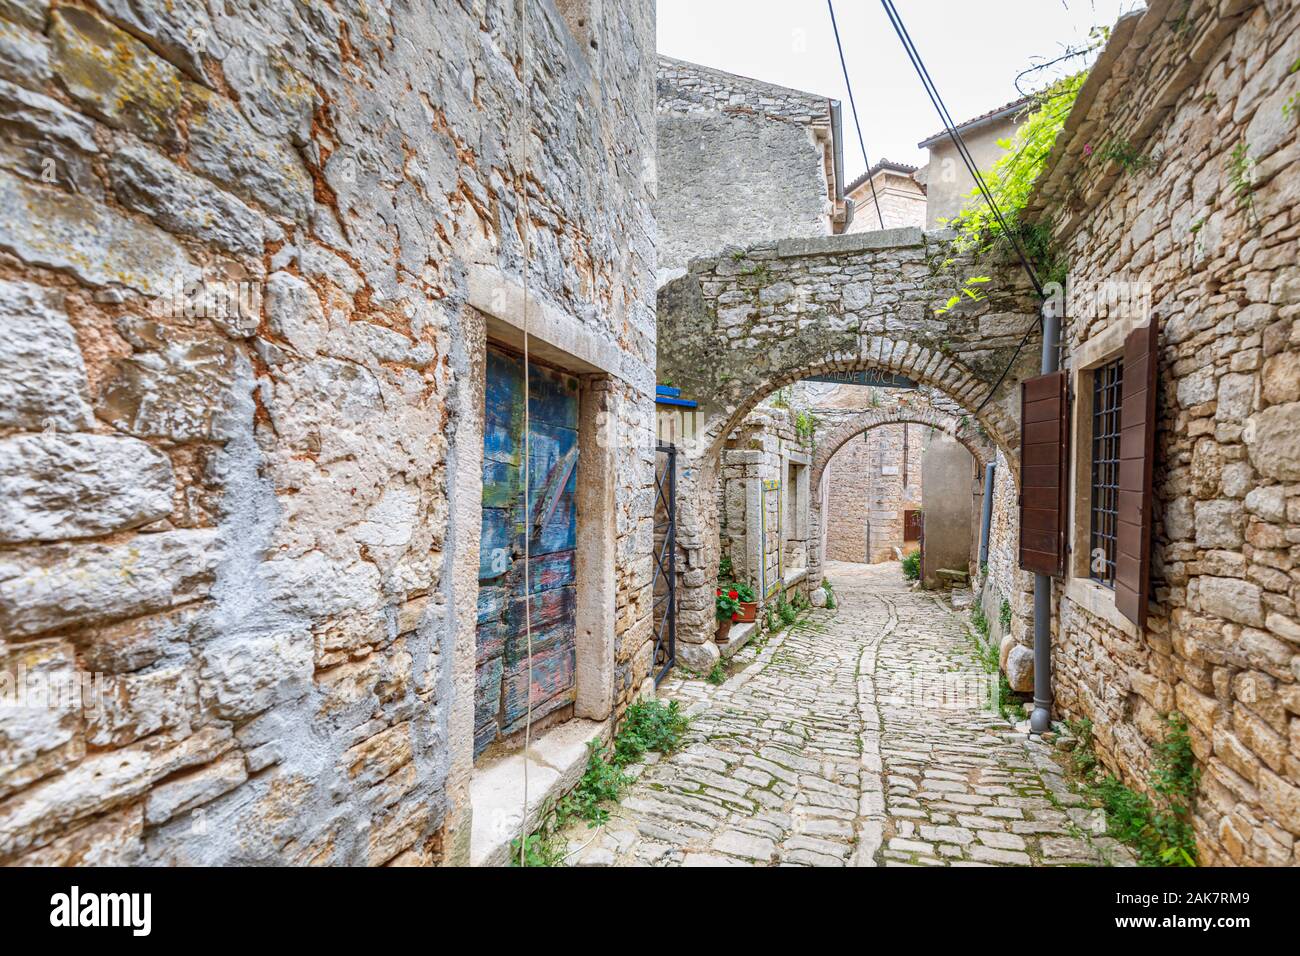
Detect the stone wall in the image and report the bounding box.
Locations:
[0,0,656,866]
[845,167,926,233]
[825,423,924,563]
[655,56,834,280]
[978,447,1031,686]
[824,435,873,562]
[918,430,974,586]
[1026,0,1300,863]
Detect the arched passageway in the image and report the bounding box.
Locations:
[812,404,995,575]
[656,227,1038,665]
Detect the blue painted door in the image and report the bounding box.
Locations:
[475,346,580,758]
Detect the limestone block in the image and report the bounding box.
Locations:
[1261,352,1300,405]
[93,0,219,82]
[109,146,266,255]
[1258,769,1300,836]
[12,804,143,866]
[0,0,47,31]
[144,751,247,826]
[1214,372,1255,421]
[0,18,49,86]
[86,666,195,748]
[0,529,220,638]
[0,744,153,859]
[810,585,827,607]
[1163,495,1195,540]
[220,46,318,145]
[1194,499,1244,548]
[342,722,414,789]
[49,7,185,150]
[0,433,174,543]
[1199,576,1265,627]
[1177,366,1216,407]
[0,77,100,196]
[1244,485,1285,522]
[97,335,238,441]
[188,85,314,223]
[999,633,1015,671]
[1175,682,1221,737]
[0,279,93,431]
[0,172,198,295]
[677,639,720,673]
[1005,644,1034,693]
[0,639,81,800]
[1245,403,1300,480]
[198,630,313,721]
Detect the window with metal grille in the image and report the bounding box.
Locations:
[1089,357,1124,587]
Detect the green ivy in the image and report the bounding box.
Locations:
[511,699,692,865]
[794,410,818,442]
[1228,140,1259,230]
[940,61,1100,311]
[901,550,920,581]
[1066,713,1201,866]
[999,598,1012,631]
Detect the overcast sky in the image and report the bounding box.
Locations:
[656,0,1146,174]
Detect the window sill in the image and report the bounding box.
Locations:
[1063,574,1138,639]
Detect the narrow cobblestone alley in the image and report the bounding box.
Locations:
[564,562,1132,866]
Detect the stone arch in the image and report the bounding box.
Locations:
[810,405,994,493]
[655,227,1041,664]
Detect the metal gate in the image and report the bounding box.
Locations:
[652,441,677,684]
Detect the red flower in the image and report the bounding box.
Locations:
[716,588,722,596]
[731,612,739,621]
[728,589,739,600]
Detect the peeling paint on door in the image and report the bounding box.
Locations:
[475,346,580,758]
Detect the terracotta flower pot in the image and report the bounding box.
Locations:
[736,601,758,623]
[715,617,733,643]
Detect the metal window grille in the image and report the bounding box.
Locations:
[1089,357,1124,587]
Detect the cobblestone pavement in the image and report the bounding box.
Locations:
[561,561,1133,866]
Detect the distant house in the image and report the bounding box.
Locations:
[915,96,1030,229]
[655,56,852,283]
[843,159,926,232]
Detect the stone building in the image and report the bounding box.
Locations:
[0,0,657,867]
[820,389,924,564]
[655,55,851,282]
[916,97,1028,229]
[1019,0,1300,865]
[844,160,927,233]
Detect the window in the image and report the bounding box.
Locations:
[1088,356,1123,587]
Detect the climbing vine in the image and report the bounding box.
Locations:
[936,27,1113,314]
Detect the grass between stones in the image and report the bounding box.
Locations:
[510,699,692,866]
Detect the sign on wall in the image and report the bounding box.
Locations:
[803,370,918,389]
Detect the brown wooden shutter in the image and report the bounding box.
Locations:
[1115,321,1158,629]
[1019,370,1068,576]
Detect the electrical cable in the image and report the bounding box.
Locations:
[518,1,535,869]
[880,0,1045,299]
[827,0,885,230]
[878,0,1053,414]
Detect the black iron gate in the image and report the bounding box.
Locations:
[652,441,677,684]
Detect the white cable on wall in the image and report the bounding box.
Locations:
[517,0,535,869]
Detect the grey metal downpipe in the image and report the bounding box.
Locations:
[829,100,854,231]
[978,462,995,567]
[1030,301,1061,734]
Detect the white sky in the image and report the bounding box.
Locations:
[656,0,1146,175]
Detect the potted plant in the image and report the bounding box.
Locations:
[732,581,758,622]
[715,589,740,643]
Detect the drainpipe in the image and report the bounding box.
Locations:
[1030,300,1061,735]
[829,100,854,232]
[978,462,995,567]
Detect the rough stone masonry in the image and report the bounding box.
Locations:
[0,0,657,865]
